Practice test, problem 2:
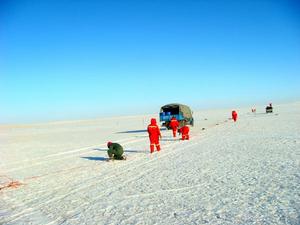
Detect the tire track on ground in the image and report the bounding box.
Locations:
[3,137,147,173]
[41,130,226,220]
[2,118,233,224]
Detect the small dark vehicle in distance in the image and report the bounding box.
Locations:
[266,103,273,113]
[159,103,194,129]
[266,106,273,113]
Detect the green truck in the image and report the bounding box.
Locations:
[159,103,194,129]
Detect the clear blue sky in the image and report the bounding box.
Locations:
[1,0,300,124]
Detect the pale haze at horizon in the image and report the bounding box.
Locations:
[1,0,299,124]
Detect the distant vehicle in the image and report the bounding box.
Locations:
[159,103,194,129]
[266,104,273,113]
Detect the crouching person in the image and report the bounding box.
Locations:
[179,121,190,140]
[107,142,126,161]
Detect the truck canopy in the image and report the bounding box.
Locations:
[159,103,194,128]
[160,103,193,119]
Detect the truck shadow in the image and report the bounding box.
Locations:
[116,128,166,134]
[81,156,108,161]
[116,129,147,133]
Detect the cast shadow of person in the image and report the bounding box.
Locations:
[81,156,108,161]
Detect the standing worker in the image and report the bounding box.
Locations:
[147,118,162,153]
[169,116,179,137]
[232,110,238,122]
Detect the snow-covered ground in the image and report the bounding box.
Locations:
[1,102,300,225]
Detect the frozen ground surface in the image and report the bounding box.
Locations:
[0,102,300,225]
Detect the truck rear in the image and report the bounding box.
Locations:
[159,103,194,129]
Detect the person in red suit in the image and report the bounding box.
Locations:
[147,118,162,153]
[169,116,179,137]
[179,121,190,140]
[232,110,238,122]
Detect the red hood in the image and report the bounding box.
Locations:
[150,118,157,125]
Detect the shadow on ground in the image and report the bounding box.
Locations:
[116,128,167,134]
[116,129,147,134]
[93,148,146,153]
[81,156,108,161]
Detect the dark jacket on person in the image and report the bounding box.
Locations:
[107,143,124,160]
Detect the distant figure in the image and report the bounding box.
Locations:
[251,108,256,113]
[179,121,190,140]
[232,110,238,122]
[147,118,162,153]
[169,116,179,137]
[107,142,126,160]
[266,103,273,113]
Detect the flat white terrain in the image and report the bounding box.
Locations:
[1,102,299,225]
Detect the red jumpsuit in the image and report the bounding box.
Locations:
[179,125,190,140]
[147,118,161,153]
[232,110,238,122]
[169,117,179,137]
